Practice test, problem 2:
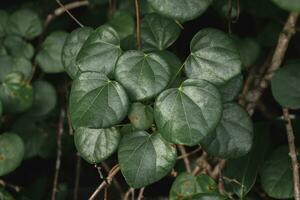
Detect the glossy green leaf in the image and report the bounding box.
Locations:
[35,31,68,73]
[154,79,222,146]
[74,127,120,164]
[76,25,121,76]
[3,35,34,59]
[218,74,243,102]
[201,103,253,158]
[115,50,170,100]
[271,60,300,109]
[260,147,294,199]
[6,9,42,39]
[272,0,300,11]
[147,0,213,21]
[128,102,153,130]
[0,132,24,176]
[62,27,93,79]
[0,10,8,38]
[69,72,129,129]
[108,11,134,40]
[141,13,181,51]
[156,51,182,78]
[169,173,217,200]
[185,28,242,85]
[0,73,33,113]
[118,131,177,188]
[0,188,15,200]
[187,193,227,200]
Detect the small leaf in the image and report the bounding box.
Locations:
[118,131,177,188]
[218,74,243,102]
[147,0,213,21]
[201,103,253,159]
[141,13,181,51]
[3,35,34,59]
[115,50,170,100]
[128,102,153,130]
[76,25,122,76]
[62,27,93,79]
[154,79,222,146]
[0,10,8,38]
[6,9,42,39]
[108,11,135,40]
[69,72,129,129]
[185,28,242,85]
[271,60,300,109]
[169,173,218,200]
[0,132,24,176]
[35,31,68,73]
[271,0,300,11]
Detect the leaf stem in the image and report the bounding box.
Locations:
[178,145,192,173]
[134,0,141,49]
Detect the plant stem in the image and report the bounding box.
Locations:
[73,153,81,200]
[178,145,192,173]
[137,187,145,200]
[134,0,141,49]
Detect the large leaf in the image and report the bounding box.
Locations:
[128,102,153,130]
[201,103,253,159]
[154,79,222,146]
[271,60,300,109]
[62,27,93,79]
[0,10,8,38]
[147,0,213,21]
[6,9,42,39]
[69,72,129,129]
[141,13,181,51]
[115,50,170,100]
[0,73,33,113]
[218,74,243,102]
[3,35,34,59]
[76,25,122,76]
[260,147,294,199]
[75,127,120,164]
[35,31,68,73]
[156,51,182,78]
[272,0,300,11]
[0,132,24,176]
[169,173,218,200]
[107,11,134,40]
[185,28,242,85]
[223,124,269,198]
[118,131,177,188]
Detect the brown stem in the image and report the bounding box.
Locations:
[283,108,300,200]
[137,187,145,200]
[178,145,192,173]
[101,162,124,198]
[0,180,21,192]
[177,146,202,160]
[73,153,81,200]
[124,188,134,200]
[134,0,141,49]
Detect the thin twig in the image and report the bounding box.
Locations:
[283,108,300,200]
[0,180,21,192]
[88,165,120,200]
[211,159,226,179]
[178,145,192,173]
[101,162,124,198]
[51,108,66,200]
[73,153,81,200]
[124,188,134,200]
[55,0,85,27]
[104,187,108,200]
[137,187,145,200]
[134,0,141,49]
[177,146,202,160]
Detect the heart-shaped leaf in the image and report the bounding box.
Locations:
[154,79,222,146]
[69,71,129,129]
[118,131,177,188]
[155,51,182,78]
[115,50,170,100]
[74,127,120,164]
[0,132,24,176]
[62,27,93,79]
[76,25,122,76]
[108,11,134,40]
[218,74,243,102]
[3,35,34,59]
[128,102,153,130]
[185,28,242,85]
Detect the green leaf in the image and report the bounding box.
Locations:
[118,131,177,188]
[0,42,7,56]
[74,127,120,164]
[155,51,182,78]
[185,28,242,85]
[35,31,68,73]
[115,50,170,100]
[0,132,24,176]
[107,11,134,40]
[0,55,32,82]
[147,0,213,21]
[223,124,269,198]
[271,0,300,11]
[128,102,153,130]
[0,188,15,200]
[218,74,243,102]
[0,73,33,113]
[61,27,93,79]
[76,25,122,76]
[212,0,241,19]
[201,103,253,158]
[187,193,227,200]
[6,9,42,39]
[271,60,300,109]
[154,79,222,146]
[169,173,218,200]
[25,80,57,117]
[69,72,129,129]
[0,10,8,38]
[141,13,181,51]
[3,35,34,60]
[260,147,294,199]
[0,100,2,118]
